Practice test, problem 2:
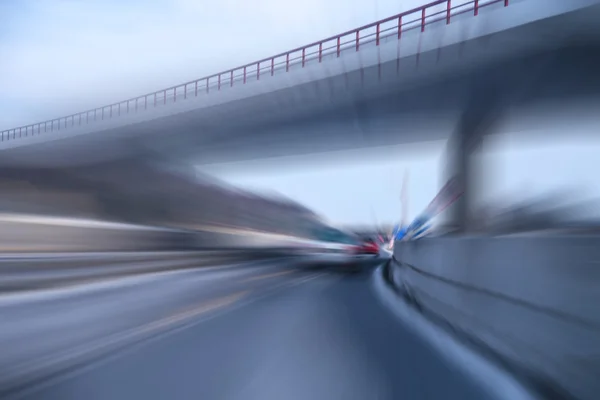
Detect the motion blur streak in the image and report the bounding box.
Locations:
[3,0,600,399]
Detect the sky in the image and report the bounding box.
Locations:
[3,0,600,225]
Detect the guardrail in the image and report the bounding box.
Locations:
[0,0,511,142]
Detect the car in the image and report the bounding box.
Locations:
[352,239,379,256]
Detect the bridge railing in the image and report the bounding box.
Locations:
[1,0,510,142]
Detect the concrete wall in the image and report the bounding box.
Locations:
[392,236,600,400]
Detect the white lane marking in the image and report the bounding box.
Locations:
[242,270,296,282]
[372,266,537,400]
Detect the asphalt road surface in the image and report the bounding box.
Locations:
[1,256,529,400]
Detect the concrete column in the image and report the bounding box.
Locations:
[442,96,502,233]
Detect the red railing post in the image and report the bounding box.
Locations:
[271,58,274,76]
[257,63,260,80]
[231,71,234,86]
[302,48,306,67]
[355,30,359,51]
[286,53,290,72]
[337,37,341,57]
[505,0,509,6]
[447,0,451,24]
[474,0,479,15]
[243,66,247,83]
[398,16,402,38]
[421,8,426,32]
[319,43,322,62]
[376,23,380,46]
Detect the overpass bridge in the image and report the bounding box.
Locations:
[3,0,600,232]
[2,0,600,233]
[2,0,600,170]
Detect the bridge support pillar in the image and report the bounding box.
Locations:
[442,96,502,234]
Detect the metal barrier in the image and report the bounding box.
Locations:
[0,0,511,142]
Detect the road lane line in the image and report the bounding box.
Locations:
[242,270,295,282]
[139,291,248,334]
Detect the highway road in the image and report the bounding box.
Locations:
[1,255,532,400]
